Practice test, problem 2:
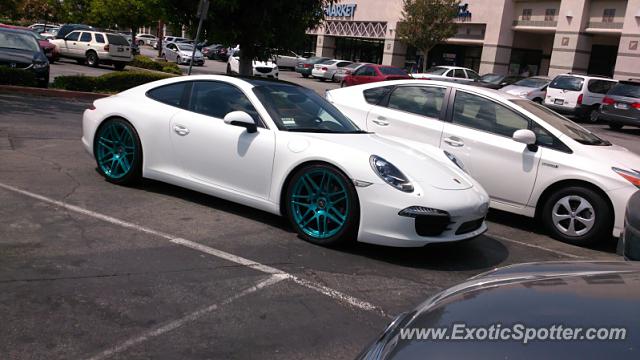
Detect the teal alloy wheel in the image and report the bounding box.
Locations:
[287,165,359,246]
[95,119,141,184]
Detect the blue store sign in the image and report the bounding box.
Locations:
[325,3,357,18]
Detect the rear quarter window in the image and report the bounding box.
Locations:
[147,82,188,108]
[587,80,616,94]
[363,86,394,105]
[549,76,584,91]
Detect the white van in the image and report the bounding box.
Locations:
[544,74,617,121]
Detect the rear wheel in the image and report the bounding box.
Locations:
[94,118,142,185]
[588,107,600,123]
[86,51,99,67]
[541,186,612,246]
[285,164,359,246]
[113,62,126,71]
[302,73,309,78]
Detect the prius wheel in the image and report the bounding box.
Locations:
[285,164,359,246]
[541,186,611,246]
[86,51,99,67]
[94,119,142,185]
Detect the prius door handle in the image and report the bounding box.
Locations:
[443,136,464,147]
[372,117,389,126]
[173,124,190,136]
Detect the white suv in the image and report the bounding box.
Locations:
[411,65,480,83]
[544,74,617,121]
[226,48,278,78]
[50,30,132,70]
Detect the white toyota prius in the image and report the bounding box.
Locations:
[327,80,640,246]
[82,76,489,247]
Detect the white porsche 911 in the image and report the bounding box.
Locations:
[81,75,490,247]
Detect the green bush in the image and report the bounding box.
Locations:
[52,76,96,92]
[161,65,182,75]
[52,71,174,93]
[0,67,37,87]
[130,55,182,75]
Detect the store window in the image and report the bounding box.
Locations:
[602,9,616,23]
[522,9,532,21]
[544,9,556,21]
[334,37,384,64]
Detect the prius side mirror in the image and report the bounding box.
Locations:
[512,129,538,152]
[224,111,257,133]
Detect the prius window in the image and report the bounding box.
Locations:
[452,91,529,137]
[189,81,259,121]
[387,86,445,118]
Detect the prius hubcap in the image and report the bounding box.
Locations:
[96,122,135,179]
[552,195,595,237]
[290,169,349,239]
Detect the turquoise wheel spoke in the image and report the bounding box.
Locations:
[96,122,135,180]
[290,168,350,239]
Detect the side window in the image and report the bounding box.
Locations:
[189,81,259,122]
[357,66,376,76]
[588,80,616,94]
[445,70,454,77]
[466,70,480,80]
[80,32,92,42]
[337,62,351,68]
[363,85,393,105]
[94,34,105,44]
[387,86,445,118]
[65,31,80,41]
[453,69,466,78]
[452,91,529,137]
[147,82,188,107]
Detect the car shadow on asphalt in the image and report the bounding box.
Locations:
[128,177,510,271]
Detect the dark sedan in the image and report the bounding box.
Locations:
[295,56,330,78]
[0,24,58,63]
[0,27,49,88]
[359,261,640,359]
[475,73,523,89]
[599,80,640,130]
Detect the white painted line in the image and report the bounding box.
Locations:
[85,274,287,360]
[0,182,386,316]
[487,232,583,259]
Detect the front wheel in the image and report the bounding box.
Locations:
[94,118,142,185]
[541,186,612,246]
[86,51,99,67]
[285,164,359,246]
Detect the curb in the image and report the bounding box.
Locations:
[0,85,110,101]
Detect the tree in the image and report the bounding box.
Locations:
[89,0,161,46]
[397,0,459,72]
[161,0,331,75]
[58,0,93,24]
[18,0,62,24]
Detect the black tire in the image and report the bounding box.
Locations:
[533,98,543,104]
[137,40,144,46]
[113,62,126,71]
[94,118,143,185]
[587,107,600,123]
[541,186,612,246]
[86,51,99,67]
[609,122,623,130]
[318,77,325,82]
[302,74,309,78]
[284,164,360,247]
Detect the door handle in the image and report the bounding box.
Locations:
[372,117,389,126]
[443,136,464,147]
[173,124,190,136]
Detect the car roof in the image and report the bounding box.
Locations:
[555,73,616,81]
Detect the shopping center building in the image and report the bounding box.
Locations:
[308,0,640,79]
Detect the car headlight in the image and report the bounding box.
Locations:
[370,155,414,192]
[613,167,640,189]
[444,150,467,173]
[33,61,48,69]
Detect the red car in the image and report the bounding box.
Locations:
[0,24,59,63]
[342,64,411,87]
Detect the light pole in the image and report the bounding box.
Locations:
[188,0,209,76]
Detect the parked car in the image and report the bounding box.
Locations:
[202,44,223,59]
[475,73,523,89]
[500,76,551,103]
[295,56,331,78]
[154,36,187,50]
[0,24,59,63]
[544,74,617,122]
[39,29,59,40]
[0,27,49,87]
[135,33,156,46]
[599,80,640,130]
[50,30,132,70]
[327,80,640,246]
[621,190,640,261]
[342,64,411,87]
[28,23,60,34]
[311,59,352,81]
[334,62,367,84]
[215,46,230,61]
[227,49,278,78]
[358,260,640,360]
[55,23,93,39]
[162,42,204,66]
[411,65,480,82]
[82,75,490,247]
[275,49,305,69]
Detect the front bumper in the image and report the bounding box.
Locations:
[356,184,489,247]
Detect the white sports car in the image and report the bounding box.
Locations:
[327,80,640,246]
[81,75,489,247]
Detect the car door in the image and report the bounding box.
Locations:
[365,85,448,147]
[353,65,378,85]
[61,31,81,57]
[165,43,178,61]
[77,32,93,56]
[440,89,542,207]
[169,81,276,199]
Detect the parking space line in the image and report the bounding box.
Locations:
[85,274,287,360]
[0,182,387,317]
[487,232,583,259]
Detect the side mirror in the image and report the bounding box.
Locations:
[224,111,257,133]
[512,129,536,145]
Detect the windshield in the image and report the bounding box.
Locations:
[425,67,448,75]
[480,74,502,83]
[609,82,640,98]
[549,76,584,91]
[0,31,39,52]
[177,44,194,51]
[513,78,549,88]
[512,100,610,146]
[380,66,408,76]
[252,83,364,133]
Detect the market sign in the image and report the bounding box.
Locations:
[325,3,357,18]
[457,3,472,20]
